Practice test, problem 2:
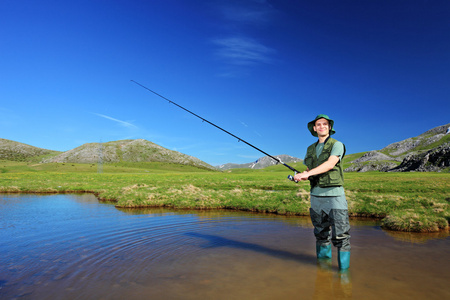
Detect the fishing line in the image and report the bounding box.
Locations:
[131,80,300,179]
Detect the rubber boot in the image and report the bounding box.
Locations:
[316,244,332,259]
[338,250,350,270]
[317,256,332,271]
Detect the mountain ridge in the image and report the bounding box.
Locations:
[216,154,302,170]
[0,138,61,162]
[1,122,449,172]
[345,123,450,172]
[219,123,450,173]
[0,138,216,171]
[42,139,216,170]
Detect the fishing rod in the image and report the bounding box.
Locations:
[131,80,301,181]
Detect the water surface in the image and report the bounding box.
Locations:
[1,194,449,299]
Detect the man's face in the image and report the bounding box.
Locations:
[313,118,330,137]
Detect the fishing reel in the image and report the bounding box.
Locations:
[287,173,298,183]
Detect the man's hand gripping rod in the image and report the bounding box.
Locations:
[131,80,300,182]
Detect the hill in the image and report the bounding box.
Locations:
[0,138,60,162]
[216,154,302,170]
[345,123,450,172]
[2,123,448,173]
[41,139,216,171]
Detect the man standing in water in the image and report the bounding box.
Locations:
[294,114,351,270]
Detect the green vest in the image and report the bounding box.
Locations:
[304,137,345,188]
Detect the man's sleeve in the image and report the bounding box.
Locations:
[330,141,344,161]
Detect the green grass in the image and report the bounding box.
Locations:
[0,160,448,233]
[0,161,211,173]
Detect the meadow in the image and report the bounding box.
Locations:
[0,160,448,233]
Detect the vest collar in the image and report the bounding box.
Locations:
[315,136,331,147]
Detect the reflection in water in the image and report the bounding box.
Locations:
[0,194,449,299]
[314,259,352,299]
[117,206,316,227]
[185,232,315,265]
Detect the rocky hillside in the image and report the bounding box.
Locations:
[42,139,216,170]
[0,138,60,162]
[389,143,450,172]
[345,123,450,172]
[217,154,302,170]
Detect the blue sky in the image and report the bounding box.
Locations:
[1,0,449,166]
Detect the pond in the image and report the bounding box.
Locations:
[0,193,449,299]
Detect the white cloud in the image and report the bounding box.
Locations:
[93,113,138,129]
[213,36,275,65]
[210,1,278,75]
[253,130,262,137]
[240,121,249,127]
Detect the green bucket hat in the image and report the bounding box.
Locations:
[307,114,335,137]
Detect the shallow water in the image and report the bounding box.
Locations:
[0,193,449,299]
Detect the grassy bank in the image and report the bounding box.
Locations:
[0,161,449,232]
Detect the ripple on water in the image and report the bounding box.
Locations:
[1,193,449,300]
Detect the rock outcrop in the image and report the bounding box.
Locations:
[389,143,450,172]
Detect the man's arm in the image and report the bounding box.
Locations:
[294,155,340,181]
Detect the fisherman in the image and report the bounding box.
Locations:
[294,114,351,270]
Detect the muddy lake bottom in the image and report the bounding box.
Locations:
[0,193,449,299]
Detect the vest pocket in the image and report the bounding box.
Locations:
[319,168,341,187]
[328,169,340,180]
